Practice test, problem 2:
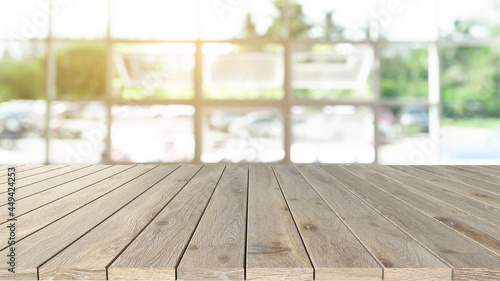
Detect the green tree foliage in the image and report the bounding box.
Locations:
[381,46,428,99]
[56,44,106,100]
[0,47,45,102]
[441,46,500,118]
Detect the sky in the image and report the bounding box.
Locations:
[0,0,499,42]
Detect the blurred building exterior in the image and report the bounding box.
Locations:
[1,0,500,164]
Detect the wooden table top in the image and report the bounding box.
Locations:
[0,164,499,280]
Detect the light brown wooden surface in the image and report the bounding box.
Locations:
[177,165,248,281]
[246,165,313,280]
[108,165,223,280]
[275,165,383,280]
[0,164,498,281]
[297,165,449,281]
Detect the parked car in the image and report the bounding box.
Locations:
[228,111,282,138]
[398,105,429,132]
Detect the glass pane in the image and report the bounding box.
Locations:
[0,42,46,164]
[381,44,428,100]
[0,0,49,40]
[203,43,284,99]
[379,0,437,41]
[378,105,436,164]
[49,101,106,164]
[202,109,284,163]
[52,0,109,39]
[439,0,500,40]
[0,100,47,164]
[111,0,198,40]
[111,105,194,162]
[56,43,107,100]
[114,43,195,100]
[440,46,500,164]
[291,106,374,163]
[201,0,283,40]
[291,0,376,40]
[292,44,373,100]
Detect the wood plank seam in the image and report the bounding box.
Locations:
[0,165,79,190]
[245,165,249,281]
[0,165,154,252]
[389,166,500,211]
[452,166,500,182]
[173,165,227,280]
[359,165,500,259]
[104,164,206,279]
[414,166,500,196]
[317,165,455,270]
[388,166,500,227]
[35,165,175,278]
[271,166,316,280]
[293,165,386,275]
[0,166,133,230]
[1,165,115,206]
[0,165,70,183]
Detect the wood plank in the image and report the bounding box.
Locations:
[245,165,313,281]
[481,165,500,171]
[441,165,500,183]
[0,165,159,280]
[415,166,500,195]
[7,165,122,201]
[389,166,500,224]
[0,165,133,240]
[349,164,500,257]
[177,165,248,281]
[320,165,500,281]
[453,165,500,181]
[297,165,449,281]
[0,165,69,184]
[0,165,45,181]
[108,165,225,281]
[274,165,382,281]
[391,165,500,209]
[39,165,200,280]
[0,164,110,220]
[0,165,89,190]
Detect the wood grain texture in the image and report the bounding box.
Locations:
[448,166,500,184]
[0,165,158,280]
[2,164,499,280]
[387,166,500,227]
[297,165,449,281]
[320,165,500,280]
[2,165,134,240]
[274,165,381,281]
[177,165,248,281]
[0,165,59,183]
[352,165,500,257]
[11,165,117,201]
[480,165,500,172]
[39,165,191,280]
[2,165,89,190]
[245,165,313,281]
[0,165,111,220]
[108,165,225,281]
[415,165,500,195]
[390,165,500,209]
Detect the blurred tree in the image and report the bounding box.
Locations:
[56,44,106,100]
[441,46,500,118]
[242,13,259,39]
[323,11,344,40]
[381,46,428,99]
[0,47,45,102]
